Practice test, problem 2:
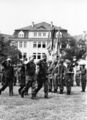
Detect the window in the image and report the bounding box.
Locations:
[43,32,46,36]
[33,53,36,59]
[24,41,27,48]
[19,42,22,48]
[37,53,41,59]
[33,42,37,48]
[38,32,41,36]
[38,42,41,48]
[42,42,46,48]
[34,32,37,36]
[18,31,24,38]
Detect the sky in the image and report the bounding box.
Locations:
[0,0,87,35]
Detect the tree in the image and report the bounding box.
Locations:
[59,35,86,64]
[0,34,21,64]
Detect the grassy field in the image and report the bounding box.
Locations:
[0,86,87,120]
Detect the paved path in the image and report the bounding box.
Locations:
[0,86,87,120]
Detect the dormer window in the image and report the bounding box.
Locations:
[18,31,24,38]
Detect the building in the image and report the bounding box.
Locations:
[11,22,67,62]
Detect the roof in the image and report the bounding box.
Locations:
[15,22,67,32]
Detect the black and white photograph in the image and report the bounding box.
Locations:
[0,0,87,119]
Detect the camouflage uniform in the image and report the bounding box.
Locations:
[48,62,53,92]
[0,60,14,96]
[59,61,65,94]
[20,60,36,98]
[52,61,59,93]
[33,55,48,98]
[65,64,73,95]
[18,63,26,95]
[80,65,86,92]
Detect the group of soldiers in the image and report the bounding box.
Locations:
[0,54,86,99]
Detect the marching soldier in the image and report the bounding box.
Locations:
[33,54,48,98]
[59,60,65,94]
[48,61,53,92]
[65,62,73,95]
[52,60,59,93]
[20,55,36,98]
[18,62,26,95]
[0,58,14,96]
[80,65,86,92]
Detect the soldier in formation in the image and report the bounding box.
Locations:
[20,55,36,99]
[80,65,86,92]
[32,54,49,98]
[0,58,14,96]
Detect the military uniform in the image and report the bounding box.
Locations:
[52,61,59,93]
[0,60,14,96]
[18,63,26,95]
[65,63,73,95]
[80,65,86,92]
[20,59,36,98]
[33,54,48,98]
[58,62,65,94]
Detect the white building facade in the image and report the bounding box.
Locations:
[11,22,67,62]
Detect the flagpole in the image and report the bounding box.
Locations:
[57,28,60,61]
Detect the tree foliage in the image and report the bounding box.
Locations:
[59,36,86,62]
[0,34,21,64]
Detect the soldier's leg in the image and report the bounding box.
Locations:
[9,80,13,96]
[59,79,64,94]
[33,79,43,98]
[21,80,32,97]
[44,78,48,98]
[48,78,52,92]
[0,80,8,94]
[82,82,86,92]
[53,74,58,93]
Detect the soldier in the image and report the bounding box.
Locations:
[65,62,73,95]
[18,62,26,95]
[80,65,86,92]
[33,54,48,98]
[59,60,65,94]
[0,58,14,96]
[52,60,59,93]
[48,61,53,92]
[20,55,36,98]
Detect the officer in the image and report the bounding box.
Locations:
[80,65,86,92]
[59,59,65,94]
[0,58,14,96]
[33,53,48,98]
[20,55,36,98]
[18,62,26,95]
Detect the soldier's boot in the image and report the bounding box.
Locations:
[60,89,63,94]
[20,90,25,98]
[54,89,57,93]
[49,89,52,92]
[31,93,36,99]
[44,92,48,98]
[24,91,28,95]
[67,90,71,95]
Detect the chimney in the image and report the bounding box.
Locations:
[32,21,34,27]
[51,21,53,27]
